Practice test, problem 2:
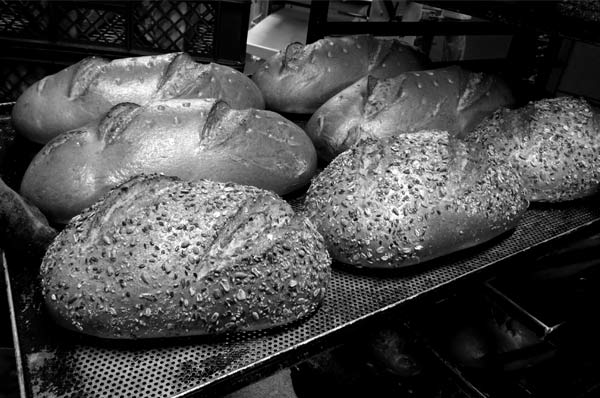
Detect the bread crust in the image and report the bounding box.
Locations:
[304,131,528,268]
[252,35,428,114]
[0,177,57,255]
[40,175,331,339]
[463,96,600,202]
[12,53,265,144]
[306,66,515,163]
[20,99,317,224]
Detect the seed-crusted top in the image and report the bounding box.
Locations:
[463,96,600,202]
[41,174,330,339]
[304,131,528,268]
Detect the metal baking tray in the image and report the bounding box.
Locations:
[2,103,600,398]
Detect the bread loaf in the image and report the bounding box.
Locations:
[306,66,515,163]
[0,177,57,256]
[21,99,317,224]
[462,96,600,202]
[41,174,331,339]
[252,35,428,114]
[304,131,528,268]
[12,53,265,144]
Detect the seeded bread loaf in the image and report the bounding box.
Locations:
[306,66,515,163]
[41,174,331,339]
[463,96,600,202]
[251,35,428,114]
[304,131,528,268]
[12,53,265,144]
[21,99,317,224]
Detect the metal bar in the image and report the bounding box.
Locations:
[0,39,219,66]
[306,0,329,43]
[317,21,516,37]
[212,2,222,66]
[548,38,576,96]
[2,251,27,398]
[483,282,562,340]
[412,328,490,398]
[404,311,493,398]
[126,1,133,52]
[214,1,251,69]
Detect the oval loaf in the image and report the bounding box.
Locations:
[306,66,515,163]
[12,53,265,144]
[252,34,428,114]
[463,96,600,202]
[304,131,529,268]
[41,174,331,339]
[21,99,317,224]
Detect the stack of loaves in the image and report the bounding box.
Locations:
[2,36,432,337]
[252,37,600,269]
[300,95,600,268]
[6,51,337,337]
[9,35,429,337]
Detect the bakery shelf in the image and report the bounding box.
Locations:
[419,1,600,46]
[3,101,600,397]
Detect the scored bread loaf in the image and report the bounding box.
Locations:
[252,35,428,114]
[41,174,331,339]
[12,53,265,144]
[306,66,515,163]
[462,96,600,202]
[304,131,529,268]
[21,99,317,224]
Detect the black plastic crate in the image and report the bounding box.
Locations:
[0,0,251,101]
[0,58,65,103]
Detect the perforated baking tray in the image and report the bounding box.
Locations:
[2,103,600,398]
[5,203,600,398]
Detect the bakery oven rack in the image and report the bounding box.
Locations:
[2,103,600,398]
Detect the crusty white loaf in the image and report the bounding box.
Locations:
[463,96,600,202]
[304,131,529,268]
[306,66,515,163]
[252,35,428,114]
[12,53,265,144]
[21,99,317,224]
[41,174,331,339]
